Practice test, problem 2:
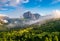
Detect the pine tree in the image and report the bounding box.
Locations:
[54,36,58,41]
[45,37,49,41]
[49,37,52,41]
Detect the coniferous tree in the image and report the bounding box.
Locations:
[45,37,49,41]
[54,36,58,41]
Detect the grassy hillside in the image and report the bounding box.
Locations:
[0,19,60,41]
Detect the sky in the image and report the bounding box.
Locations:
[0,0,60,18]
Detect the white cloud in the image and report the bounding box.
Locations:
[0,0,29,10]
[52,10,60,18]
[9,0,20,6]
[16,0,20,3]
[51,0,60,4]
[9,0,29,6]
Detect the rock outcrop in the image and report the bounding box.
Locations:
[23,11,41,20]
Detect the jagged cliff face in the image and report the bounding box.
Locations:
[23,11,40,20]
[34,13,41,19]
[23,11,35,20]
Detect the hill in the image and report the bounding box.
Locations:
[0,19,60,41]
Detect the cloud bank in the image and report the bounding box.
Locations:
[9,0,29,6]
[0,0,29,11]
[52,10,60,18]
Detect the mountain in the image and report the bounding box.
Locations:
[0,14,9,25]
[0,17,60,41]
[23,11,41,20]
[23,11,35,20]
[34,13,41,19]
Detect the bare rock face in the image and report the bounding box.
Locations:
[23,11,35,20]
[23,11,40,20]
[34,13,41,19]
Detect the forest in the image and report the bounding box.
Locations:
[0,19,60,41]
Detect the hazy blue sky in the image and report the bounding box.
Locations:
[0,0,60,18]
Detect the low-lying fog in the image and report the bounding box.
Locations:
[6,10,60,28]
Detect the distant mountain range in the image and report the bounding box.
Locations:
[0,11,44,28]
